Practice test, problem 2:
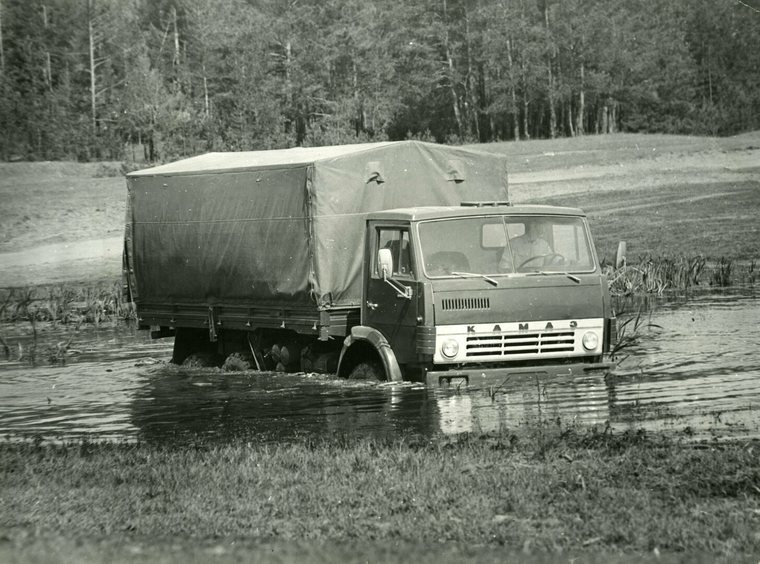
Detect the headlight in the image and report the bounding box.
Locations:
[440,339,460,359]
[582,331,599,351]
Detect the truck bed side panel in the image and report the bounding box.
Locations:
[129,166,313,306]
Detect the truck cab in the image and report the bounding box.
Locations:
[338,203,616,385]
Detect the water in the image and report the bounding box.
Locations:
[1,286,758,444]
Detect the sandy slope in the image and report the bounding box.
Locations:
[0,237,123,287]
[509,142,760,201]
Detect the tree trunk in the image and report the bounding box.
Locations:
[547,67,557,138]
[0,0,5,77]
[42,5,52,91]
[285,40,293,106]
[203,65,209,118]
[464,4,480,141]
[172,6,180,69]
[544,2,557,139]
[506,38,520,141]
[707,45,713,105]
[88,0,97,133]
[442,0,463,137]
[284,39,293,137]
[352,56,363,135]
[521,56,530,140]
[576,61,585,135]
[447,49,463,136]
[610,101,617,133]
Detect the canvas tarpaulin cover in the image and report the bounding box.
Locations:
[126,141,509,310]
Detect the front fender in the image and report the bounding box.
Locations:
[338,326,403,382]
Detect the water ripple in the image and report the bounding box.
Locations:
[1,288,759,443]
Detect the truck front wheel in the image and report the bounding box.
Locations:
[347,361,386,381]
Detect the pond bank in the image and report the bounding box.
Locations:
[2,431,758,562]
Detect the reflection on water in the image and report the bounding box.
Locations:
[436,373,612,435]
[0,286,758,443]
[130,370,437,443]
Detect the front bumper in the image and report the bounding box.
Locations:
[424,360,615,387]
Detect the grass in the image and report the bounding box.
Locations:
[605,255,757,296]
[1,431,758,560]
[537,180,760,263]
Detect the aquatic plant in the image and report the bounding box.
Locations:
[0,334,9,360]
[609,307,662,363]
[710,257,732,287]
[656,255,706,290]
[0,282,135,324]
[605,254,748,295]
[46,337,75,365]
[747,259,757,284]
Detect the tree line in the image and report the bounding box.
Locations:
[1,0,758,162]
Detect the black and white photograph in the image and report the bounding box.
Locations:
[1,0,759,562]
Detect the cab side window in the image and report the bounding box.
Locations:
[378,228,413,278]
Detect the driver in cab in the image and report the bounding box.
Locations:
[499,220,552,272]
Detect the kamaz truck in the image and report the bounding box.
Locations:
[123,141,615,385]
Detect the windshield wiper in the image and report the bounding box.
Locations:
[451,271,499,287]
[526,271,581,284]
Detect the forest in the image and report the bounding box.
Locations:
[0,0,759,162]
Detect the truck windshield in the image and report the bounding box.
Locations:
[417,215,595,277]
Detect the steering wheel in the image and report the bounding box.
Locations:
[518,253,565,270]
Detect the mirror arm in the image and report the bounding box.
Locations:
[382,273,413,299]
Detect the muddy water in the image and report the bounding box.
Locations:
[0,286,758,443]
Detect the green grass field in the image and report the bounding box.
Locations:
[2,431,759,563]
[544,181,760,262]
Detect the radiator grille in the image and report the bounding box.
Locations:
[441,297,490,311]
[465,330,575,357]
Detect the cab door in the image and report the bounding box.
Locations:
[363,222,420,364]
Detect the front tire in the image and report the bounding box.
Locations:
[181,352,217,367]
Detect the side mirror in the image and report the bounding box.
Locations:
[378,248,393,279]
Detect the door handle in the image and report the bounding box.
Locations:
[366,301,379,310]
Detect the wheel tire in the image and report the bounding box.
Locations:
[172,328,210,365]
[222,352,253,372]
[182,352,216,368]
[347,361,386,381]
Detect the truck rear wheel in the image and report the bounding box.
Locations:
[182,352,218,367]
[172,328,214,365]
[347,361,386,381]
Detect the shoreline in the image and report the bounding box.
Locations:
[2,431,758,561]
